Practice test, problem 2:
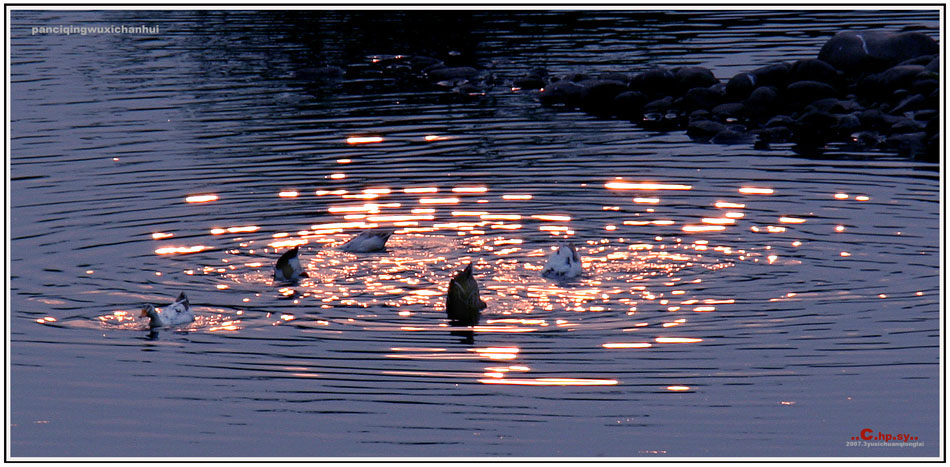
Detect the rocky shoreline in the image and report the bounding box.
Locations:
[530,29,939,161]
[317,28,939,162]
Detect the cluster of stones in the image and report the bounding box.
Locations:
[523,30,939,161]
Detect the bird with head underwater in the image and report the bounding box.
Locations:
[274,246,308,282]
[445,262,486,326]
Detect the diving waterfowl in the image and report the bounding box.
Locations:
[141,292,195,328]
[274,246,308,282]
[445,263,486,326]
[341,229,393,253]
[541,243,583,280]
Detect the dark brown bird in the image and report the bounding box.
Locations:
[445,263,486,326]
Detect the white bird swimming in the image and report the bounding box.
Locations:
[541,243,583,279]
[274,246,308,282]
[341,229,393,253]
[141,292,195,328]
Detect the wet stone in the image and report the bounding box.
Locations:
[751,62,791,88]
[613,90,648,120]
[784,80,838,106]
[788,59,839,85]
[726,72,757,99]
[818,30,938,73]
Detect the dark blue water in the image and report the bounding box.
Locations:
[9,9,941,458]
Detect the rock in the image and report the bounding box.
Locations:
[818,30,938,73]
[926,56,939,73]
[784,80,838,106]
[409,56,447,71]
[726,73,757,99]
[578,79,629,115]
[788,59,839,85]
[890,116,925,133]
[742,86,781,120]
[711,128,753,145]
[896,54,938,67]
[630,67,677,98]
[523,27,938,160]
[674,66,719,93]
[600,72,631,83]
[834,112,863,136]
[858,108,902,133]
[425,65,481,83]
[513,68,548,90]
[885,131,929,155]
[860,65,928,95]
[711,102,745,120]
[641,112,681,130]
[850,131,885,147]
[794,109,839,143]
[806,97,860,114]
[538,80,585,107]
[454,82,486,97]
[687,119,726,140]
[765,115,797,128]
[688,109,712,121]
[675,86,723,112]
[643,95,674,113]
[613,91,648,120]
[910,77,939,96]
[373,54,443,74]
[564,72,593,82]
[755,125,794,143]
[751,62,791,88]
[914,109,939,125]
[891,93,929,114]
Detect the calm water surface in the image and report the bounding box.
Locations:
[9,9,941,458]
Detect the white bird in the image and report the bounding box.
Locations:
[341,229,393,253]
[274,246,308,282]
[541,243,583,279]
[141,292,195,328]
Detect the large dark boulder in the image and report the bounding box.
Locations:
[818,30,938,74]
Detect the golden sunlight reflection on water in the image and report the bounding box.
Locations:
[144,172,904,390]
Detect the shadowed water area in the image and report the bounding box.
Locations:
[9,9,941,458]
